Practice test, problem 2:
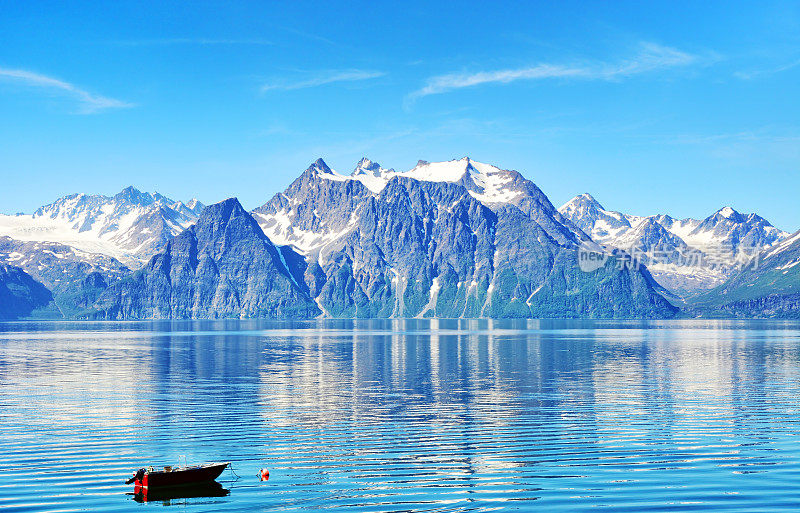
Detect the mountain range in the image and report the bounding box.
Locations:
[691,230,800,317]
[92,198,319,319]
[0,158,796,319]
[559,193,788,295]
[0,187,204,267]
[0,187,203,317]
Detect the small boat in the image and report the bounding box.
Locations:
[126,462,230,489]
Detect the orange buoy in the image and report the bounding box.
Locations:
[259,468,270,481]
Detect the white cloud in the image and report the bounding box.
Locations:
[0,67,133,113]
[407,43,700,102]
[261,70,385,92]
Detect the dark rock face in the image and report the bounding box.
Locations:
[92,198,320,319]
[0,264,53,319]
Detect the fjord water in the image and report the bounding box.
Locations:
[0,320,798,512]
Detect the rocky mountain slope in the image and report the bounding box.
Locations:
[0,187,204,319]
[92,198,319,319]
[690,230,800,318]
[4,157,794,321]
[559,194,788,295]
[0,236,129,317]
[249,158,676,319]
[0,264,53,320]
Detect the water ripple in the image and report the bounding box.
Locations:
[0,319,798,511]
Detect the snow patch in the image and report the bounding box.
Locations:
[776,259,800,271]
[766,231,800,258]
[313,157,525,207]
[417,277,441,318]
[254,210,357,255]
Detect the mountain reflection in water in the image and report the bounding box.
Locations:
[0,319,798,512]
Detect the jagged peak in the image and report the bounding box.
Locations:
[35,186,179,211]
[560,193,605,212]
[744,212,771,226]
[706,207,779,231]
[119,185,142,195]
[704,206,752,226]
[281,156,525,204]
[113,186,170,208]
[205,197,245,214]
[352,157,391,176]
[578,193,603,207]
[715,206,740,219]
[309,157,333,174]
[356,156,377,168]
[193,197,252,232]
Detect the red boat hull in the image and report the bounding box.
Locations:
[134,463,229,489]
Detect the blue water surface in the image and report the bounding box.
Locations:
[0,319,798,512]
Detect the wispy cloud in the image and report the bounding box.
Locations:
[0,67,133,113]
[280,27,339,47]
[734,58,800,80]
[407,43,701,103]
[110,38,275,46]
[261,70,385,92]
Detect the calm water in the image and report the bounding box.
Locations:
[0,319,798,512]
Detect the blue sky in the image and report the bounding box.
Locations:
[1,0,799,230]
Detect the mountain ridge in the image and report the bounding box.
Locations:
[1,157,795,320]
[247,157,676,319]
[689,230,800,318]
[92,197,319,319]
[558,193,789,295]
[0,186,205,267]
[0,263,53,319]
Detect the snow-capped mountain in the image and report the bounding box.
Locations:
[691,229,800,318]
[4,156,793,321]
[93,156,676,320]
[0,236,129,290]
[242,157,673,319]
[318,156,570,209]
[559,193,789,295]
[254,157,590,258]
[0,187,205,267]
[0,236,130,317]
[352,157,394,177]
[93,198,319,320]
